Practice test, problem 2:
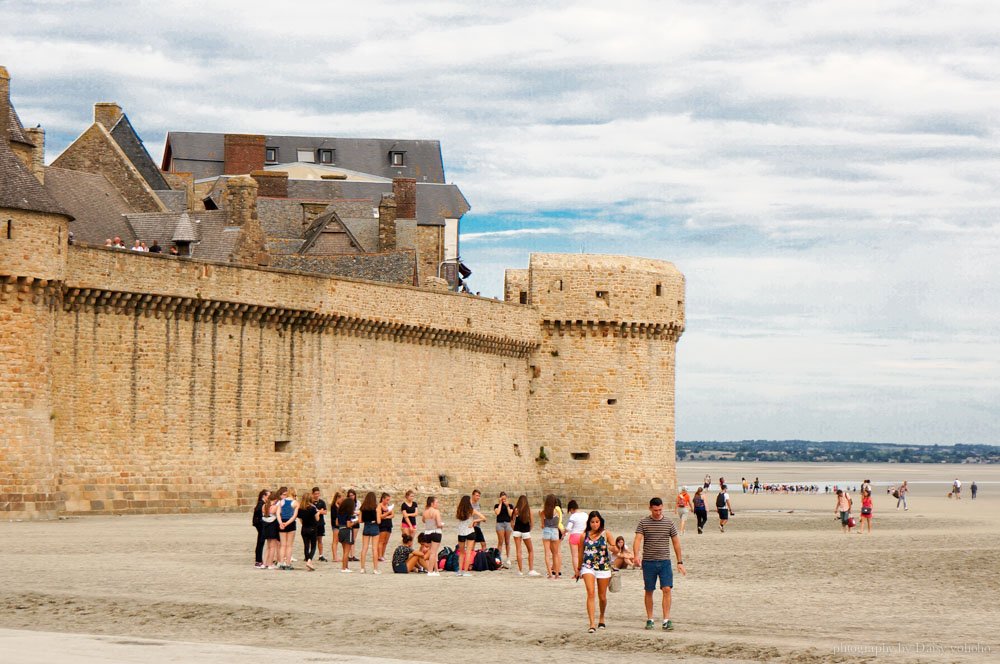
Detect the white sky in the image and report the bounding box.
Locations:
[2,0,998,444]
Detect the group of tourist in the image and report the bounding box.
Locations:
[674,484,735,534]
[103,236,178,255]
[251,487,686,632]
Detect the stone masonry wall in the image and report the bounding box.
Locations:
[40,247,542,514]
[521,254,685,509]
[51,124,167,213]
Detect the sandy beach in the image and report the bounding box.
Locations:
[1,462,997,663]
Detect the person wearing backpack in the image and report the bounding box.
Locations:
[691,487,709,534]
[276,486,298,569]
[716,485,733,533]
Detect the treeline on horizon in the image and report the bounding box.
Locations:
[677,440,1000,464]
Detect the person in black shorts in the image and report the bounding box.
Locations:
[471,489,487,551]
[312,487,329,562]
[377,492,394,563]
[337,496,357,572]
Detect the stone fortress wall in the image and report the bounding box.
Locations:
[2,208,685,518]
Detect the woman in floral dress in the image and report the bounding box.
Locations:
[573,510,619,633]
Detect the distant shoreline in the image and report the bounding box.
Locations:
[677,440,1000,464]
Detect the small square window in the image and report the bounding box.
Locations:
[390,151,405,166]
[319,149,334,164]
[296,149,315,163]
[274,440,291,453]
[265,147,278,163]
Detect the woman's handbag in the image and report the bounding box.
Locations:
[608,569,621,593]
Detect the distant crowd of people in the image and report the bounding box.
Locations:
[103,235,178,255]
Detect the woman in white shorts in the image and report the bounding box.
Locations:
[573,510,618,633]
[511,495,539,576]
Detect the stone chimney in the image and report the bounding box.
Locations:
[392,177,417,219]
[378,193,397,252]
[223,134,265,175]
[0,65,10,143]
[224,176,258,227]
[251,170,288,198]
[24,126,45,184]
[225,175,269,266]
[94,102,123,128]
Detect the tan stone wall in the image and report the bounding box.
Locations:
[524,254,685,508]
[38,247,542,514]
[416,225,442,286]
[0,208,69,517]
[504,269,529,304]
[2,235,685,516]
[51,124,167,213]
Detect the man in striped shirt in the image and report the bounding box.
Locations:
[633,497,686,631]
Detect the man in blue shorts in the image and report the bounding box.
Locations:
[633,497,686,631]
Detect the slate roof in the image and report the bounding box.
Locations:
[109,115,171,191]
[286,180,469,226]
[124,210,238,262]
[270,250,416,285]
[163,131,447,183]
[0,131,69,217]
[298,209,363,254]
[44,167,133,244]
[7,103,34,146]
[155,189,188,212]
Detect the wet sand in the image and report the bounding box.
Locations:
[1,462,997,663]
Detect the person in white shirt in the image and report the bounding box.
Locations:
[565,500,589,573]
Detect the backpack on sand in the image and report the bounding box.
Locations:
[485,547,502,571]
[471,550,491,572]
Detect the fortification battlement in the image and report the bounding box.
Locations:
[506,253,684,337]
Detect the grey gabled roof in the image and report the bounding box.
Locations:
[0,133,69,217]
[109,114,171,191]
[44,167,132,244]
[163,131,447,183]
[298,208,363,254]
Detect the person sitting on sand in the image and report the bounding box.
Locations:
[392,532,433,573]
[611,536,636,569]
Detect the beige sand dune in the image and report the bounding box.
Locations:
[1,462,997,663]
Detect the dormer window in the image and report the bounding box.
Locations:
[265,147,278,163]
[390,151,406,167]
[318,149,335,164]
[296,149,315,163]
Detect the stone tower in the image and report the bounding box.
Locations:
[510,254,685,509]
[0,66,73,517]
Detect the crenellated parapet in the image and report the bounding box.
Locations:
[541,319,683,341]
[59,284,536,356]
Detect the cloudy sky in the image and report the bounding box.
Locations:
[3,1,998,445]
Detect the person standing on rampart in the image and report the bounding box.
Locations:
[633,497,686,631]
